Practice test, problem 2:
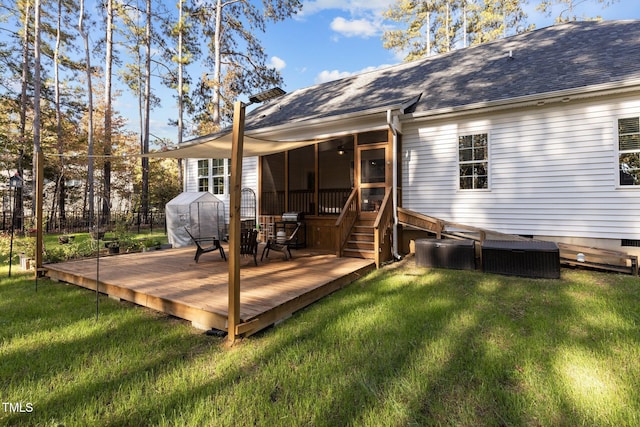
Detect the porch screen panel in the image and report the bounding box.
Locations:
[288,145,315,214]
[319,137,354,215]
[261,153,285,215]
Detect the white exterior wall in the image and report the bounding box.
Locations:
[183,156,259,225]
[402,94,640,242]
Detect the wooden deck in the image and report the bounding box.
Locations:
[44,245,375,337]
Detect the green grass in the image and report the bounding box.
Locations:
[1,257,639,426]
[0,230,169,265]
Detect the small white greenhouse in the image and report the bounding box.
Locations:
[165,192,226,248]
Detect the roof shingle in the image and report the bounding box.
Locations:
[247,20,640,131]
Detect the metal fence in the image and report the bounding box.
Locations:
[1,209,166,234]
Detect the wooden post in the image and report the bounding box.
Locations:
[35,150,44,277]
[228,101,245,343]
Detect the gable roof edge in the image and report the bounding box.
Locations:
[404,78,640,122]
[247,100,413,140]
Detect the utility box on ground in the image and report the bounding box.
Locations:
[482,240,560,279]
[415,238,476,270]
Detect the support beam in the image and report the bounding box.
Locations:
[228,101,245,343]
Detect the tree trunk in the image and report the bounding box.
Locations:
[55,0,66,225]
[141,0,151,223]
[103,0,114,225]
[211,0,223,127]
[17,0,31,232]
[177,0,184,191]
[33,0,41,156]
[79,0,95,226]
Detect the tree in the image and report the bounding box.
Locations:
[383,0,529,61]
[51,0,81,226]
[192,0,302,130]
[537,0,619,22]
[79,0,95,224]
[103,0,114,224]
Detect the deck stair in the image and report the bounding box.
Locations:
[397,207,638,275]
[343,217,376,260]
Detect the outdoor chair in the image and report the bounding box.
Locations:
[261,222,301,261]
[184,227,226,263]
[240,228,259,266]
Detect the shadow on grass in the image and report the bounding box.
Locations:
[1,262,639,426]
[211,264,640,426]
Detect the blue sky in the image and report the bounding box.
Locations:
[124,0,640,141]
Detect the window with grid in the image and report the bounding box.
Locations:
[618,117,640,186]
[211,159,228,195]
[197,159,209,192]
[458,133,488,190]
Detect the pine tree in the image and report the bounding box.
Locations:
[191,0,302,130]
[383,0,529,61]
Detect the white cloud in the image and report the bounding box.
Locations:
[269,56,286,70]
[314,63,393,84]
[314,69,354,84]
[330,16,379,38]
[301,0,393,16]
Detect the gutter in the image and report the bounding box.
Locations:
[404,79,640,122]
[247,102,408,141]
[387,109,402,261]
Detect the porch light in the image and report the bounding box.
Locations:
[248,87,286,104]
[337,146,345,155]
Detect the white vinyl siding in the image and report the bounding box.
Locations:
[402,95,640,240]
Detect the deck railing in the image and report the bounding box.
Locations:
[261,188,352,216]
[396,207,490,242]
[372,188,393,267]
[335,188,359,256]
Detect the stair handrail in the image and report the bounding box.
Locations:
[372,188,393,267]
[335,188,359,256]
[397,208,492,242]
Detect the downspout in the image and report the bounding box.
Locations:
[387,109,402,261]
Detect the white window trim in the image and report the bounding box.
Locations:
[457,131,491,191]
[616,116,640,189]
[196,158,232,195]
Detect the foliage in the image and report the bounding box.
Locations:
[111,219,141,252]
[537,0,618,22]
[383,0,615,61]
[44,238,96,263]
[0,261,639,425]
[190,0,302,130]
[0,230,168,264]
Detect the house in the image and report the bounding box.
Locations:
[165,20,640,266]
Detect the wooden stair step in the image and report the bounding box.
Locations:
[343,248,376,259]
[346,241,375,250]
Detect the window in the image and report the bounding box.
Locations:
[197,159,230,194]
[458,133,488,190]
[618,117,640,186]
[211,159,227,195]
[197,159,209,192]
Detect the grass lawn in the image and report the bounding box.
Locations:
[1,255,639,426]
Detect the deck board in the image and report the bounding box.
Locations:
[44,245,375,336]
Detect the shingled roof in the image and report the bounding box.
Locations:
[246,20,640,131]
